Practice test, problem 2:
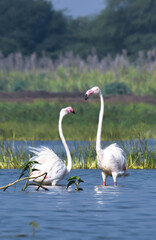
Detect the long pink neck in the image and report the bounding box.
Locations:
[96,90,104,152]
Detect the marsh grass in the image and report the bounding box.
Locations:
[0,138,155,170]
[124,136,156,169]
[71,142,97,169]
[71,139,156,169]
[0,141,27,169]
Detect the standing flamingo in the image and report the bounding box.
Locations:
[29,106,75,186]
[85,86,128,186]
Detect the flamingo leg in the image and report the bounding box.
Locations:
[112,172,118,186]
[101,172,107,186]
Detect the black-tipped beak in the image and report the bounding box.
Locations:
[72,110,75,114]
[84,94,88,100]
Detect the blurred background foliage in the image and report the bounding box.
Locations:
[0,0,155,96]
[0,0,155,141]
[0,0,156,59]
[0,57,155,95]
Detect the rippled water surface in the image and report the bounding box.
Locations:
[0,169,156,239]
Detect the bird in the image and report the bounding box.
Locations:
[85,86,129,186]
[29,106,75,186]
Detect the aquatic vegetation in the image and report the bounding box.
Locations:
[66,176,84,191]
[29,221,39,237]
[0,138,155,170]
[19,160,48,191]
[71,142,97,169]
[71,139,156,170]
[124,135,156,169]
[0,160,48,191]
[0,141,26,169]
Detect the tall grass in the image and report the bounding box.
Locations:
[0,50,156,95]
[124,132,156,169]
[0,138,155,169]
[0,141,27,169]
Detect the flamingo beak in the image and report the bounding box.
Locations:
[84,94,88,100]
[72,110,75,114]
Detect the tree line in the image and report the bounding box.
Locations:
[0,0,156,59]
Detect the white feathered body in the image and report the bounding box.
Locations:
[29,146,68,185]
[97,143,127,180]
[85,86,129,185]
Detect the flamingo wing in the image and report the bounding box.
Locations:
[104,143,126,165]
[29,146,61,165]
[29,146,67,184]
[98,143,126,171]
[48,161,68,183]
[30,160,67,184]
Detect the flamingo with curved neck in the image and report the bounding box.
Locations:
[58,107,73,173]
[29,106,75,186]
[85,86,129,186]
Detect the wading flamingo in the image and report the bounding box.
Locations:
[29,106,75,185]
[85,86,129,186]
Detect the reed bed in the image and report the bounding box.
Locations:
[0,141,27,169]
[0,138,155,170]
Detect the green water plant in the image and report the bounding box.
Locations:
[0,141,26,169]
[124,137,156,169]
[29,221,39,237]
[66,176,84,191]
[0,160,48,191]
[19,160,48,191]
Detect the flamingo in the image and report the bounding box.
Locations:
[29,106,75,186]
[85,86,129,186]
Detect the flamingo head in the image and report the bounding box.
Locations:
[85,86,100,100]
[61,106,75,116]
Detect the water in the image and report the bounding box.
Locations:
[0,168,156,239]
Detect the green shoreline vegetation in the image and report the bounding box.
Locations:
[0,53,155,170]
[0,137,155,170]
[0,50,156,96]
[0,0,156,171]
[0,101,155,141]
[0,100,155,169]
[0,66,155,96]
